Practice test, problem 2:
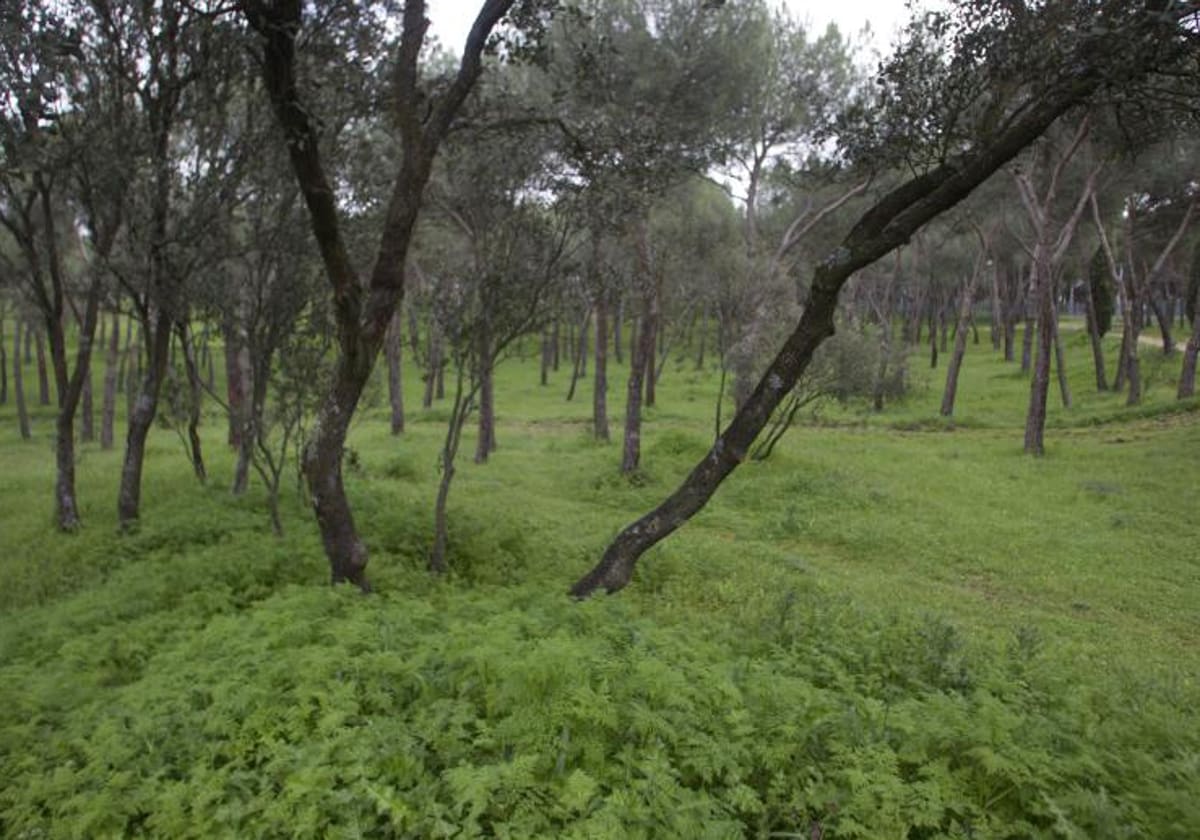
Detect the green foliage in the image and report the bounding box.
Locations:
[1089,246,1115,337]
[1,314,1198,837]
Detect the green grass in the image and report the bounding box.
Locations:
[0,320,1198,837]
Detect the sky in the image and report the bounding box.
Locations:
[426,1,928,60]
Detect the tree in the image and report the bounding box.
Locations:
[242,0,525,589]
[570,0,1196,597]
[0,3,123,529]
[1179,239,1200,397]
[1011,120,1099,454]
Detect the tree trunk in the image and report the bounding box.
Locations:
[540,328,551,386]
[1083,269,1108,391]
[695,303,708,370]
[1020,309,1034,373]
[643,289,659,409]
[35,324,51,406]
[1023,263,1054,455]
[551,318,560,371]
[566,310,590,401]
[386,312,405,435]
[474,328,496,464]
[940,256,982,417]
[594,291,609,441]
[613,297,624,365]
[1150,294,1174,355]
[0,312,7,404]
[1051,305,1071,409]
[990,260,1002,351]
[622,224,658,475]
[567,49,1131,595]
[423,324,440,409]
[1178,310,1200,398]
[178,322,207,482]
[14,318,31,440]
[117,311,172,528]
[431,369,471,574]
[224,316,245,447]
[101,310,119,449]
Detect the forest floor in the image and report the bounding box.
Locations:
[0,324,1197,838]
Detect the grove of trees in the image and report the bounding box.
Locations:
[2,0,1198,596]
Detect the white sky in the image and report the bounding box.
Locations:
[426,1,926,60]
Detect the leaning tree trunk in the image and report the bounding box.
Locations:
[568,51,1128,595]
[117,310,172,528]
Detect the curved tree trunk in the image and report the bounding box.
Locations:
[570,56,1123,596]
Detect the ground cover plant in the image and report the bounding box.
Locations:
[1,321,1198,838]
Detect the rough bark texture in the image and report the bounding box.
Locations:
[570,51,1131,596]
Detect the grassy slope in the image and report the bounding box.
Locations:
[0,320,1197,837]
